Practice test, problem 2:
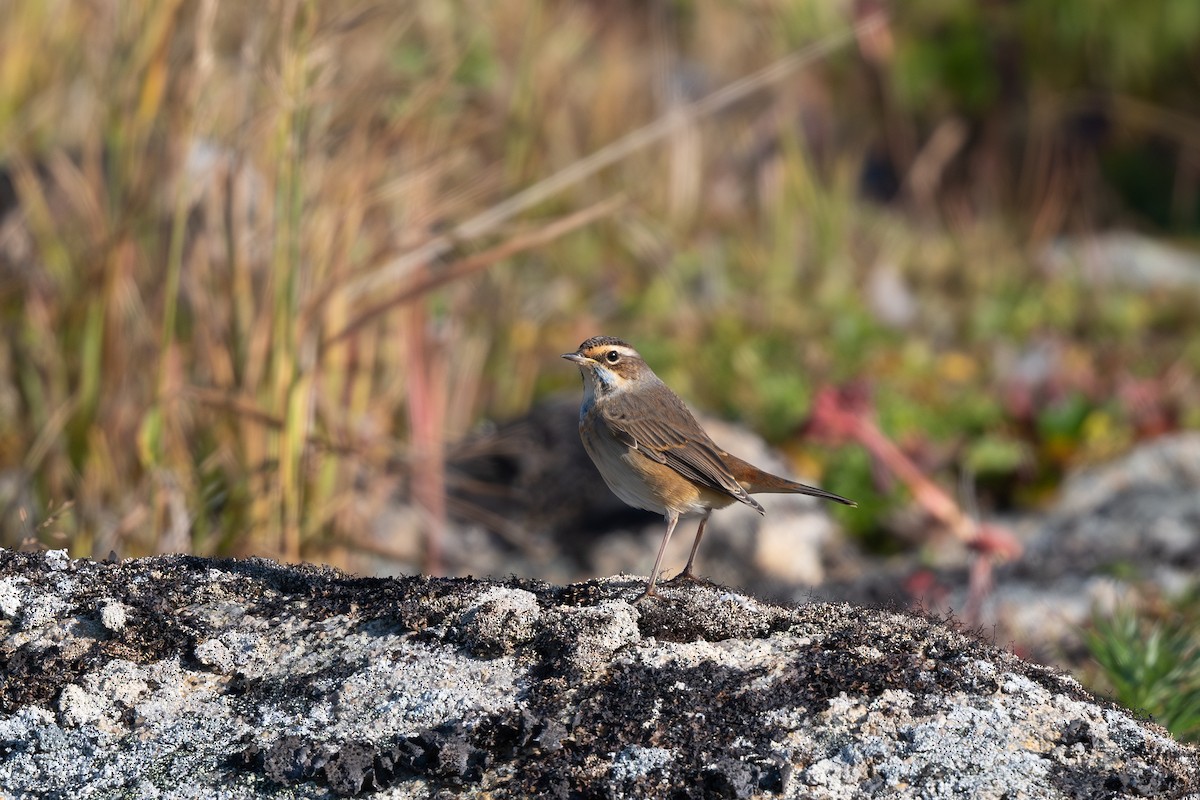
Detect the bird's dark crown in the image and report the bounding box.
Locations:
[577,335,634,352]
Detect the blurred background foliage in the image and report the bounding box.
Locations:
[0,0,1199,569]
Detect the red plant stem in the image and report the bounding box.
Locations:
[405,306,447,576]
[852,418,976,542]
[808,385,1022,560]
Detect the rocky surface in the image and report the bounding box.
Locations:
[1,549,1198,798]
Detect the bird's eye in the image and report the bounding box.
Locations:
[605,350,620,364]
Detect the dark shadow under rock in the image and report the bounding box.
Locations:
[0,549,1196,798]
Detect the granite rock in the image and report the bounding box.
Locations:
[0,549,1197,799]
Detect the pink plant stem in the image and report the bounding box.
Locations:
[853,417,978,544]
[405,307,447,576]
[808,386,1023,561]
[845,403,1019,625]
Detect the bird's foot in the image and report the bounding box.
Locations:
[632,586,659,604]
[666,566,703,585]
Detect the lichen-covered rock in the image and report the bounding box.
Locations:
[0,549,1196,798]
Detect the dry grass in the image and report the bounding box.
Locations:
[0,2,864,566]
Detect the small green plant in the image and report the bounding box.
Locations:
[1085,607,1200,742]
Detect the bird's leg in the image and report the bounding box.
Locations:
[671,510,711,584]
[634,511,679,603]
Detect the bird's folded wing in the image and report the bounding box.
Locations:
[600,398,755,507]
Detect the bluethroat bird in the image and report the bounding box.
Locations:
[563,336,855,601]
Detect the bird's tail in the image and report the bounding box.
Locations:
[722,452,856,507]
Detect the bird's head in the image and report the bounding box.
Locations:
[561,336,651,397]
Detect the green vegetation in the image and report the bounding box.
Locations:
[1086,601,1200,742]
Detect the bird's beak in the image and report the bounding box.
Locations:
[561,352,592,365]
